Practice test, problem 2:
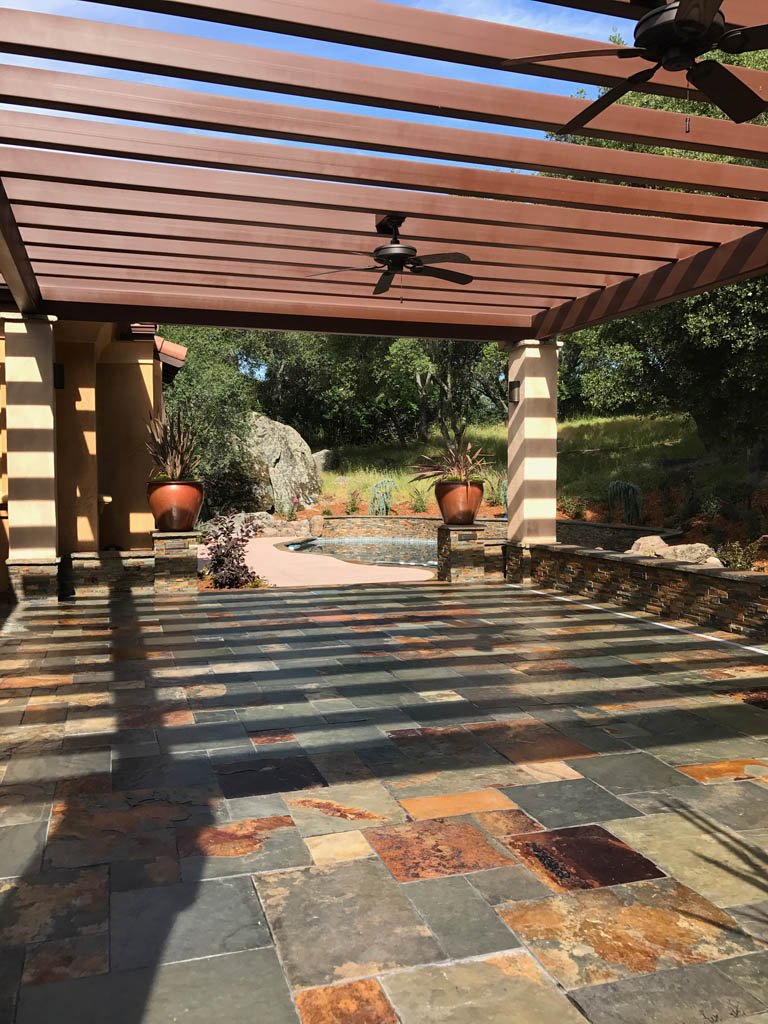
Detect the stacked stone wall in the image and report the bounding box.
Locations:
[506,543,768,639]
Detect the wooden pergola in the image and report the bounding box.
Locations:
[0,0,767,343]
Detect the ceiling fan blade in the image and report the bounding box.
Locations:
[502,47,644,69]
[687,60,766,123]
[306,265,379,278]
[558,64,660,134]
[720,24,768,55]
[412,252,472,266]
[373,268,396,295]
[410,266,474,286]
[675,0,723,32]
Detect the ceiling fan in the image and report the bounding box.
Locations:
[502,0,768,132]
[307,214,474,296]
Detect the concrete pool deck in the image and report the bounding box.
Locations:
[244,536,435,588]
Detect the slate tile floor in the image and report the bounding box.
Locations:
[0,583,767,1024]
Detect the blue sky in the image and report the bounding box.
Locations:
[0,0,634,156]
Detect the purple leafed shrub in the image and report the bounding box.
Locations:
[201,513,262,589]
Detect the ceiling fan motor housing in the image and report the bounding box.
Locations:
[373,243,418,268]
[635,2,725,68]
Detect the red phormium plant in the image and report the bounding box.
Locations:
[411,441,489,484]
[146,410,200,481]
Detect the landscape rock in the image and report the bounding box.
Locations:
[246,414,320,515]
[665,543,722,566]
[628,535,669,558]
[627,535,722,567]
[309,515,326,538]
[227,511,310,538]
[313,449,339,473]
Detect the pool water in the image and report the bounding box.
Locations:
[287,536,437,567]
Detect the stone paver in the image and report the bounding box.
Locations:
[1,582,767,1023]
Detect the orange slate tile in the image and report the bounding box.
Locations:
[400,788,518,820]
[0,674,74,690]
[296,979,399,1024]
[472,809,545,842]
[677,759,768,784]
[366,819,512,881]
[467,719,597,764]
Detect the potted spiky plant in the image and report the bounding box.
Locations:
[412,441,488,526]
[145,410,204,531]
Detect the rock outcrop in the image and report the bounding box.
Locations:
[229,511,311,538]
[627,535,722,567]
[246,415,320,515]
[313,449,339,473]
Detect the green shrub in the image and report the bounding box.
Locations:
[717,541,760,571]
[699,493,723,520]
[370,479,396,516]
[486,470,507,510]
[321,508,333,517]
[345,489,362,515]
[409,487,429,513]
[559,494,586,520]
[607,480,643,525]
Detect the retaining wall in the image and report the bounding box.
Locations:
[505,542,768,639]
[311,515,672,552]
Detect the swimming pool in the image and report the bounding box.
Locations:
[287,536,437,567]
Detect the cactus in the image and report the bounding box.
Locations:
[370,479,396,516]
[607,480,643,526]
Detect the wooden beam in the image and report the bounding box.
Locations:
[8,189,674,272]
[38,282,535,330]
[30,251,598,295]
[18,220,684,268]
[70,0,762,97]
[33,264,567,305]
[37,299,531,341]
[5,66,768,197]
[0,147,731,250]
[2,12,768,160]
[0,178,40,313]
[534,227,768,337]
[1,109,764,228]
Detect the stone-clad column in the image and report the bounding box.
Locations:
[2,314,60,600]
[505,339,558,547]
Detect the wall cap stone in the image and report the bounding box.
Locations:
[505,541,768,585]
[152,531,199,539]
[7,556,61,567]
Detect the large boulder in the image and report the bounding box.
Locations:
[628,535,722,567]
[313,449,339,473]
[246,414,320,515]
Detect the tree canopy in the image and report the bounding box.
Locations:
[159,326,508,512]
[558,46,768,465]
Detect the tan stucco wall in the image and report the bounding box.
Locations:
[2,314,58,561]
[0,334,9,594]
[507,339,559,546]
[0,320,164,594]
[96,339,159,550]
[55,338,99,554]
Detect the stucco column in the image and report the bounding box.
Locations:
[3,314,59,560]
[506,338,558,546]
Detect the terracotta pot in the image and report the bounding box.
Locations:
[147,481,204,532]
[434,480,484,526]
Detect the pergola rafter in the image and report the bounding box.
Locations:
[0,1,767,340]
[3,66,768,193]
[3,16,768,159]
[55,0,766,98]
